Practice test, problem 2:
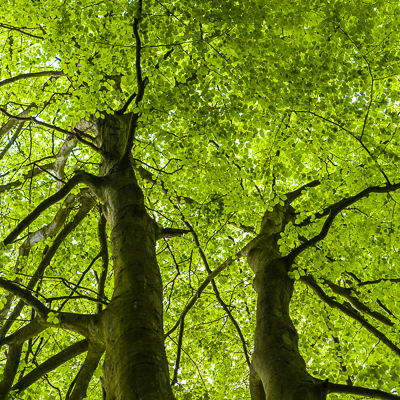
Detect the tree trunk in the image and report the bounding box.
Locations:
[247,205,327,400]
[94,115,175,399]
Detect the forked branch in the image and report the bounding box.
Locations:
[288,182,400,262]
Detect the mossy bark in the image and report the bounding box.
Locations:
[247,205,327,400]
[94,115,174,400]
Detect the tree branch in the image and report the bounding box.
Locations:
[119,2,149,166]
[0,343,23,400]
[156,227,191,240]
[171,318,184,386]
[12,340,89,394]
[0,136,77,196]
[175,219,251,366]
[13,193,76,271]
[284,179,321,203]
[0,71,64,88]
[0,191,96,338]
[300,275,400,357]
[322,278,393,327]
[294,110,354,135]
[165,241,250,339]
[327,382,400,399]
[133,1,144,89]
[114,91,137,115]
[288,182,400,262]
[0,122,24,161]
[0,278,97,339]
[3,171,97,245]
[96,214,109,314]
[0,23,44,39]
[0,108,102,154]
[0,319,46,347]
[0,277,49,317]
[67,342,105,400]
[0,108,31,140]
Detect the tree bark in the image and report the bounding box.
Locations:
[247,204,327,400]
[95,114,174,399]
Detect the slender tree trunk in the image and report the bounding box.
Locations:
[247,205,327,400]
[94,115,175,399]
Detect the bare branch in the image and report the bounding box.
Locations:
[294,110,353,135]
[0,122,24,161]
[0,191,96,338]
[322,278,393,327]
[0,135,78,199]
[51,136,78,189]
[359,277,400,287]
[14,193,76,270]
[115,92,137,115]
[67,343,105,400]
[0,343,23,400]
[300,275,400,357]
[0,108,31,140]
[0,108,102,154]
[120,2,149,166]
[165,242,250,339]
[114,47,174,116]
[0,71,64,88]
[156,227,191,240]
[11,340,89,395]
[3,171,97,245]
[0,277,49,317]
[171,318,184,385]
[0,23,44,39]
[49,294,107,305]
[121,113,142,168]
[288,182,400,262]
[0,319,46,347]
[56,312,96,339]
[58,252,102,311]
[327,382,400,399]
[133,0,144,89]
[96,214,109,314]
[228,222,256,235]
[171,219,251,366]
[284,179,320,203]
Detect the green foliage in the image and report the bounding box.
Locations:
[1,0,400,398]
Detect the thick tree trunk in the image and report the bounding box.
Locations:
[94,115,174,399]
[247,205,327,400]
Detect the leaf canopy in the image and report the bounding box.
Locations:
[1,0,400,399]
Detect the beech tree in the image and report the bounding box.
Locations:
[1,0,400,399]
